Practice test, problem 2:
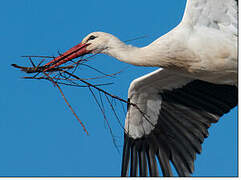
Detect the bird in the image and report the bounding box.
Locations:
[43,0,238,177]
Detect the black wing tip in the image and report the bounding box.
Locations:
[121,80,237,177]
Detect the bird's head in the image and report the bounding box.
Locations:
[43,32,116,70]
[81,32,115,54]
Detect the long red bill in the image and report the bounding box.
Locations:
[43,42,90,72]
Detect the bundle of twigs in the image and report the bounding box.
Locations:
[12,55,132,147]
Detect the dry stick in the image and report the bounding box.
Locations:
[23,76,113,88]
[104,94,125,132]
[56,83,89,135]
[29,57,36,67]
[123,35,149,43]
[63,71,130,105]
[88,86,120,153]
[21,55,55,58]
[120,99,127,117]
[57,81,113,88]
[69,52,107,76]
[11,64,74,73]
[31,58,46,79]
[58,72,114,88]
[26,67,123,81]
[27,57,41,79]
[43,72,89,136]
[97,90,108,129]
[73,53,126,79]
[80,64,116,78]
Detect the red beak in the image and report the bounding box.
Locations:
[43,42,90,72]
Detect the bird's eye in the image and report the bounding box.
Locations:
[87,35,97,42]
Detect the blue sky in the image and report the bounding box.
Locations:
[0,0,237,177]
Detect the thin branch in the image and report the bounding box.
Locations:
[104,94,125,131]
[88,87,120,153]
[63,71,130,105]
[21,55,55,58]
[43,72,89,135]
[12,64,74,73]
[123,35,149,43]
[80,64,116,78]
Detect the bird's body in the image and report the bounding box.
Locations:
[43,0,238,176]
[101,25,237,85]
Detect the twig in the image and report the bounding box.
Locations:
[12,64,74,73]
[63,71,130,105]
[104,94,125,131]
[21,55,55,58]
[43,72,89,135]
[88,87,120,153]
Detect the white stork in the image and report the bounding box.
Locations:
[43,0,238,176]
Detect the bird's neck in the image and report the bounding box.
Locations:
[103,37,177,68]
[104,43,146,66]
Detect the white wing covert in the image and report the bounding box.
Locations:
[182,0,237,36]
[121,69,237,177]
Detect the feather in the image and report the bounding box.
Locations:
[138,141,148,176]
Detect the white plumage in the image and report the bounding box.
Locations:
[43,0,238,176]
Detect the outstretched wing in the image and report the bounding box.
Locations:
[121,69,237,177]
[182,0,237,35]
